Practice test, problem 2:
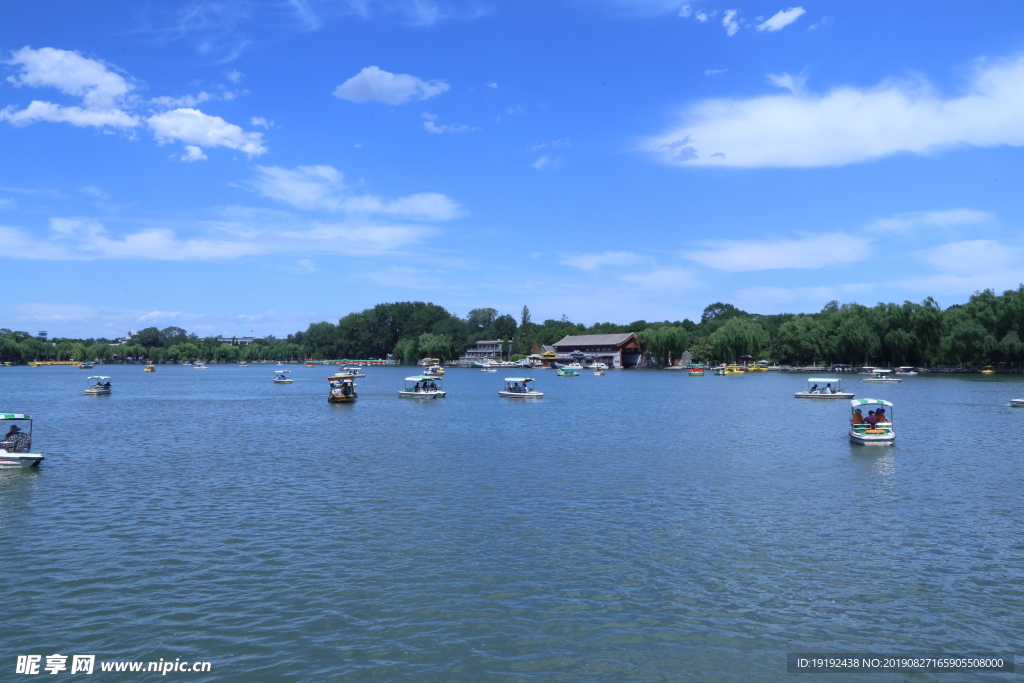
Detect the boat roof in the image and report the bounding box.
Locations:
[505,377,534,382]
[851,398,893,407]
[873,369,893,373]
[808,377,841,382]
[0,413,30,420]
[405,375,442,381]
[898,366,915,369]
[275,370,291,373]
[88,376,111,379]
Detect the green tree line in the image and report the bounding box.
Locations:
[4,286,1024,366]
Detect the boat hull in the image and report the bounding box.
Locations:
[84,388,111,395]
[849,429,895,445]
[794,392,855,399]
[1011,399,1024,406]
[498,391,543,398]
[328,395,356,403]
[861,378,902,383]
[398,390,446,399]
[273,379,293,384]
[0,452,43,468]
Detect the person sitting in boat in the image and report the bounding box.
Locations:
[864,411,880,428]
[824,383,833,394]
[875,407,888,422]
[414,382,422,392]
[809,383,818,394]
[852,409,863,425]
[2,425,31,452]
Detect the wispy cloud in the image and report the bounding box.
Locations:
[247,164,461,220]
[757,7,805,32]
[645,53,1024,168]
[561,251,645,271]
[722,9,739,36]
[704,68,728,76]
[868,209,995,233]
[685,233,868,271]
[421,112,476,134]
[333,66,449,104]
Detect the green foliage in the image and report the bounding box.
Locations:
[710,318,769,362]
[636,326,691,367]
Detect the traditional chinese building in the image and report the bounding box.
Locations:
[551,333,642,368]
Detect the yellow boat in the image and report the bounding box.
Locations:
[144,364,156,372]
[981,365,996,374]
[724,364,746,375]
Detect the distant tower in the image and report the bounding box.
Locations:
[37,331,47,339]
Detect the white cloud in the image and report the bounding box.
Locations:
[139,310,183,320]
[0,100,139,128]
[808,16,833,31]
[679,4,692,17]
[150,92,213,108]
[251,116,271,128]
[147,108,266,157]
[645,53,1024,168]
[757,7,805,32]
[561,251,645,271]
[421,112,475,134]
[619,268,699,289]
[6,46,132,109]
[533,156,552,170]
[487,82,498,88]
[766,71,806,95]
[248,165,460,220]
[919,239,1017,275]
[224,69,243,83]
[704,68,728,76]
[686,233,868,271]
[333,66,449,104]
[695,10,712,22]
[526,138,570,152]
[180,145,208,162]
[868,209,994,233]
[722,9,739,36]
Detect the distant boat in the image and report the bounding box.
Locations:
[85,376,112,395]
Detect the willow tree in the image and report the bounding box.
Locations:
[637,327,691,367]
[710,318,769,362]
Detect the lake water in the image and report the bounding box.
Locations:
[2,366,1022,681]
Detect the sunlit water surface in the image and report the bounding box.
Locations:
[2,366,1022,681]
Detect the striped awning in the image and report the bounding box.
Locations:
[0,413,30,420]
[851,398,893,407]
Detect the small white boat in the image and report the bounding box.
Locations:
[895,366,918,375]
[594,368,605,376]
[499,377,543,398]
[1011,398,1024,406]
[273,371,293,384]
[338,365,365,377]
[194,362,209,369]
[239,362,248,367]
[849,398,895,445]
[423,365,445,377]
[481,368,497,372]
[862,369,902,383]
[563,362,583,370]
[0,413,43,468]
[794,377,853,399]
[84,376,112,395]
[398,375,446,399]
[592,362,608,370]
[859,366,876,375]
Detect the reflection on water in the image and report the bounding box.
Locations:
[1,366,1023,681]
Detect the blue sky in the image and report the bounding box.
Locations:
[3,1,1024,338]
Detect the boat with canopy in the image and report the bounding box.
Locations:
[689,364,705,377]
[327,373,357,403]
[273,371,293,384]
[895,366,918,376]
[0,414,42,468]
[794,377,854,399]
[499,377,543,398]
[85,376,112,395]
[399,375,446,399]
[849,398,895,445]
